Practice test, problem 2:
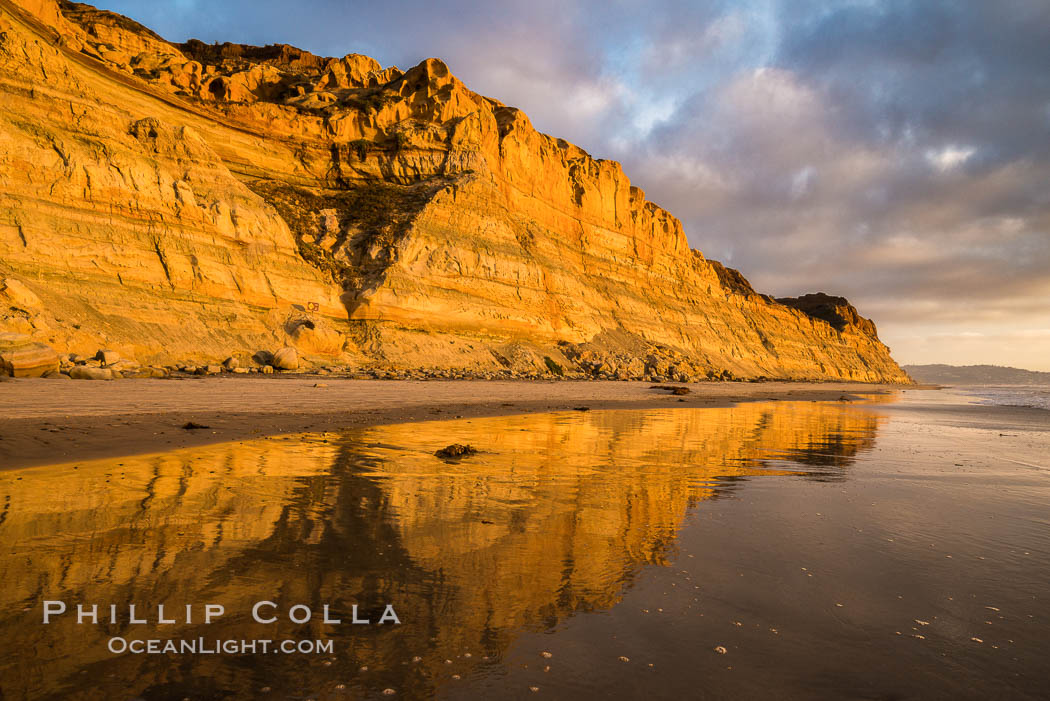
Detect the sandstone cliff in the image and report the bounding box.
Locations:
[0,0,911,382]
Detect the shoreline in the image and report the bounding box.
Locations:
[0,378,907,470]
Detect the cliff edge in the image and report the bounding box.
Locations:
[0,0,911,382]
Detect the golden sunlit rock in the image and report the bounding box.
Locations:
[0,0,909,381]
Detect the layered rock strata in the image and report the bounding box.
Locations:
[0,0,911,382]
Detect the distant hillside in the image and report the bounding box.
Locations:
[903,364,1050,385]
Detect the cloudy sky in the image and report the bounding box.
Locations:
[97,0,1050,370]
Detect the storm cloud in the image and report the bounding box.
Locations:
[95,0,1050,369]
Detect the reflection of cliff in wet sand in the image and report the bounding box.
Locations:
[0,402,880,699]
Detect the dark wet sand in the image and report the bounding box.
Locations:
[0,378,903,469]
[0,388,1046,699]
[874,393,1050,432]
[460,393,1050,700]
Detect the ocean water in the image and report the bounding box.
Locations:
[959,384,1050,411]
[0,397,1047,700]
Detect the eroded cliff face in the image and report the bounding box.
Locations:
[0,0,911,381]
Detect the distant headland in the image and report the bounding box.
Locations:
[903,364,1050,385]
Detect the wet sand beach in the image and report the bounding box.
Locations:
[0,387,1046,699]
[0,378,902,469]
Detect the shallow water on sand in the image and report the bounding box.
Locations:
[0,397,1047,700]
[961,383,1050,411]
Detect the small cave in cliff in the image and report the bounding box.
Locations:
[207,77,227,100]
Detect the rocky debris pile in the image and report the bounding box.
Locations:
[435,444,478,460]
[560,342,735,383]
[158,345,301,375]
[55,348,169,379]
[0,332,750,383]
